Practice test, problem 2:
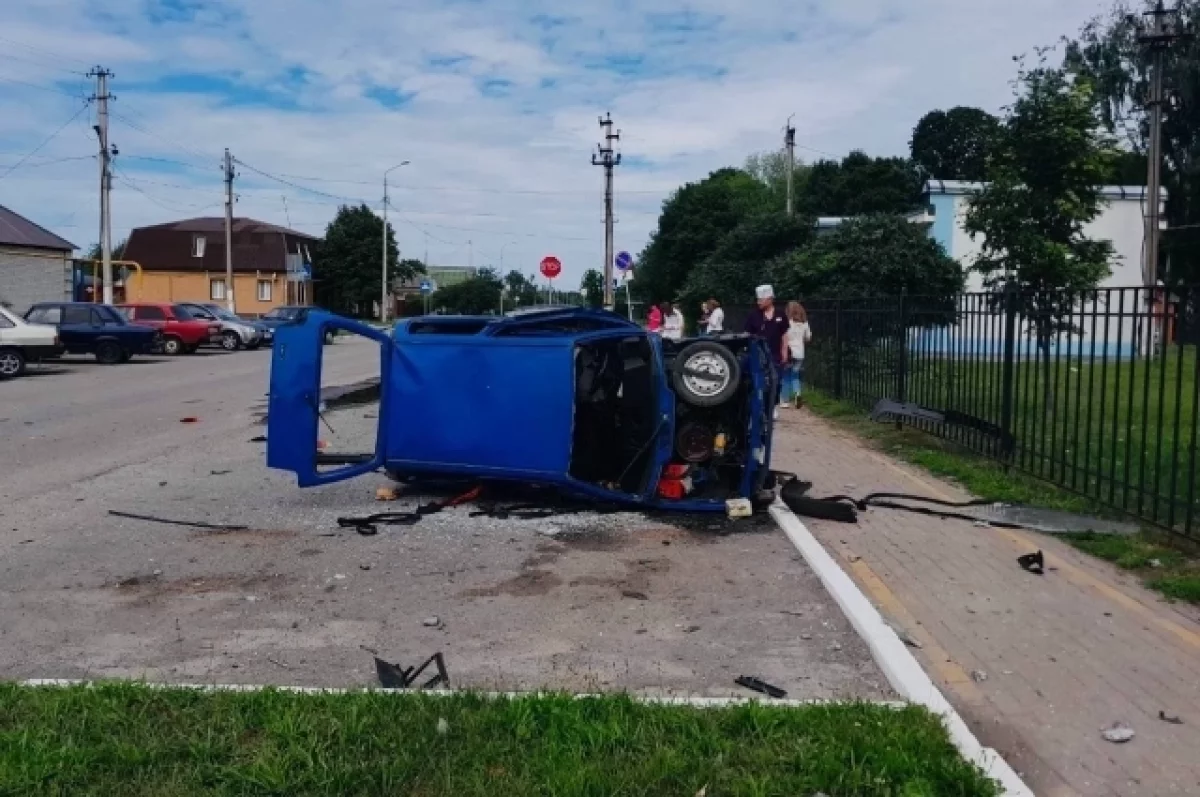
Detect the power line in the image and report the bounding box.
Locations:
[109,110,217,168]
[0,35,94,70]
[0,72,87,99]
[114,167,221,213]
[233,158,373,204]
[0,102,89,182]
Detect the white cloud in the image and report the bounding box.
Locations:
[0,0,1111,286]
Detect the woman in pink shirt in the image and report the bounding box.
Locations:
[646,304,663,333]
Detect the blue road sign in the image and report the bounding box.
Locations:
[615,251,633,271]
[419,279,434,295]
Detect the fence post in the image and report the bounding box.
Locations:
[834,299,844,399]
[896,289,908,399]
[999,282,1018,462]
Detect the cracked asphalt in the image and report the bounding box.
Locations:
[0,336,892,699]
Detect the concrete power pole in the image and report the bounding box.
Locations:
[223,148,236,312]
[784,116,796,218]
[592,112,621,309]
[88,67,115,304]
[1138,1,1189,287]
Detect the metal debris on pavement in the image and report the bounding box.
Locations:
[1018,550,1045,575]
[621,590,649,601]
[108,510,250,532]
[374,652,449,690]
[423,616,442,628]
[1159,710,1184,725]
[1101,722,1135,743]
[735,676,787,699]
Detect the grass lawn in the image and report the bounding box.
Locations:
[804,390,1200,606]
[0,683,998,797]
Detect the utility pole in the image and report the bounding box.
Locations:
[1138,2,1189,287]
[223,148,236,312]
[592,112,621,309]
[784,116,796,218]
[88,67,115,304]
[468,239,473,270]
[382,161,409,324]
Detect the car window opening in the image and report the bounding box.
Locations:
[568,336,658,495]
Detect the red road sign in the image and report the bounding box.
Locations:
[539,256,562,279]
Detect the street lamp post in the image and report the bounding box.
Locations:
[382,161,410,324]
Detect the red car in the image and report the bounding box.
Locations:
[118,303,221,355]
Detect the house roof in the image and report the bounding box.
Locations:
[925,179,1166,201]
[0,204,76,251]
[130,216,319,241]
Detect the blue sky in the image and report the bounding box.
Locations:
[0,0,1111,285]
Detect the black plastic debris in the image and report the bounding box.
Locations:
[1017,551,1045,575]
[1159,710,1184,725]
[374,653,449,690]
[871,399,1015,454]
[108,510,249,532]
[735,676,787,699]
[339,486,482,535]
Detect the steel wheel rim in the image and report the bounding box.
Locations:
[682,351,729,397]
[0,352,20,375]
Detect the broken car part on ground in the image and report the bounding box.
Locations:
[267,308,779,513]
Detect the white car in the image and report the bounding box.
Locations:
[0,305,62,379]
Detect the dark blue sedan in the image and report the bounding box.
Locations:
[267,308,777,512]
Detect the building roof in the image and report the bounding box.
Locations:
[131,216,320,241]
[0,204,76,251]
[925,179,1166,201]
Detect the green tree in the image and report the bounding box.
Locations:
[744,150,810,211]
[910,107,1002,181]
[635,168,772,303]
[84,238,127,261]
[316,204,422,316]
[1066,1,1200,282]
[503,270,538,307]
[680,213,814,310]
[430,267,503,315]
[771,215,963,302]
[964,62,1116,393]
[580,269,605,308]
[795,151,924,217]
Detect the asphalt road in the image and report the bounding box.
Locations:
[0,339,891,699]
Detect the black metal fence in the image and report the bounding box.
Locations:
[792,286,1200,542]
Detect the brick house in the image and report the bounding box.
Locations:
[122,217,318,315]
[0,204,75,313]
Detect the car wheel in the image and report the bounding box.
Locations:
[246,341,261,350]
[119,350,132,363]
[0,347,25,379]
[221,330,241,351]
[95,340,123,365]
[671,341,742,407]
[161,336,184,356]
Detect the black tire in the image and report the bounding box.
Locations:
[119,350,132,363]
[671,341,741,407]
[161,336,184,356]
[246,341,261,351]
[0,347,26,379]
[95,340,123,365]
[220,330,242,351]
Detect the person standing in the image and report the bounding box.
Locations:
[706,298,724,335]
[646,303,662,334]
[698,301,711,335]
[661,301,685,341]
[782,301,812,408]
[743,285,789,419]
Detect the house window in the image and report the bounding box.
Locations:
[257,280,272,302]
[210,279,227,300]
[192,235,206,258]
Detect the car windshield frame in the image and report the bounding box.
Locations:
[264,308,301,320]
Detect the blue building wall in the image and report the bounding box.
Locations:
[929,194,957,257]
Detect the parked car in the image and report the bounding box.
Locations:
[259,306,334,344]
[177,302,266,351]
[118,303,221,355]
[267,308,777,512]
[24,302,158,364]
[0,306,62,379]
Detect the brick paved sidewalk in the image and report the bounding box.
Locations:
[771,408,1200,797]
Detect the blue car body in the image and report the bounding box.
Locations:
[267,308,777,512]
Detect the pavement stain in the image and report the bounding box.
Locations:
[113,572,291,606]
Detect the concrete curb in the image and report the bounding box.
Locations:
[770,502,1033,797]
[21,679,904,710]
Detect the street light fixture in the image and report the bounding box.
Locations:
[382,161,410,324]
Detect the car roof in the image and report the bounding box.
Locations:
[400,306,637,337]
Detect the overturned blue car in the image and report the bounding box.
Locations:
[267,307,778,512]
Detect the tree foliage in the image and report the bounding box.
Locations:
[1065,0,1200,282]
[635,168,772,303]
[910,107,1002,181]
[503,270,538,307]
[316,204,422,316]
[964,63,1116,346]
[771,215,963,302]
[743,151,808,211]
[84,238,127,261]
[679,214,814,311]
[430,267,503,315]
[580,269,605,308]
[796,151,925,218]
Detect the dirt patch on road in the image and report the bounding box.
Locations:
[461,569,563,598]
[113,572,291,606]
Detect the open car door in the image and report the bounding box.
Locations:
[267,311,392,486]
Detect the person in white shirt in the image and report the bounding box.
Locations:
[661,301,685,341]
[705,298,724,335]
[782,301,812,408]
